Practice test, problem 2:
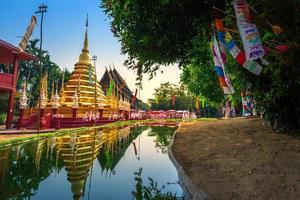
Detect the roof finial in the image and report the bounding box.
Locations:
[86,13,88,28]
[82,13,89,53]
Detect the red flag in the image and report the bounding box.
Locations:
[171,95,176,106]
[132,89,138,106]
[196,97,200,111]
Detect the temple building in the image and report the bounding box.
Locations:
[100,68,133,102]
[0,39,37,128]
[18,22,133,129]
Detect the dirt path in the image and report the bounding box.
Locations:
[172,118,300,200]
[0,133,34,142]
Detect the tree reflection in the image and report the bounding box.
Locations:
[0,140,64,199]
[147,127,176,153]
[132,168,177,200]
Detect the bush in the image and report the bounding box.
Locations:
[0,113,7,125]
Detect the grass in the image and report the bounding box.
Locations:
[0,117,217,147]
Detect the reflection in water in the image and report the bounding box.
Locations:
[56,129,101,200]
[0,125,182,200]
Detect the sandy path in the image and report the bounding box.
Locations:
[172,118,300,200]
[0,133,34,142]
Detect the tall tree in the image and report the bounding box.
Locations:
[102,0,300,132]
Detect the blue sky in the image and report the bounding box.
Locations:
[0,0,181,102]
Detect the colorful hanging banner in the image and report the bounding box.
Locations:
[132,89,138,106]
[233,0,265,61]
[211,35,234,94]
[225,32,262,75]
[215,18,227,64]
[19,16,37,50]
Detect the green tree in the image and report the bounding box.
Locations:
[17,39,70,107]
[148,82,197,111]
[102,0,300,132]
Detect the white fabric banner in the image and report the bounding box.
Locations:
[233,0,265,61]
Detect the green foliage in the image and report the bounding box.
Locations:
[101,0,224,85]
[148,82,196,111]
[0,93,8,113]
[17,39,70,107]
[147,126,176,153]
[180,29,224,105]
[102,0,300,132]
[223,0,300,131]
[0,113,7,125]
[138,100,150,110]
[132,168,177,200]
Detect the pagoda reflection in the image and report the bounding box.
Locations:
[0,125,152,199]
[55,129,101,200]
[54,125,140,199]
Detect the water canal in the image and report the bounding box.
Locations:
[0,125,183,199]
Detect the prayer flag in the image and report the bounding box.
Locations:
[215,18,227,64]
[233,0,265,61]
[19,16,37,50]
[211,35,234,94]
[195,97,200,110]
[225,32,262,75]
[171,95,176,106]
[132,89,138,106]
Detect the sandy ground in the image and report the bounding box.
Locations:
[0,133,34,141]
[172,117,300,200]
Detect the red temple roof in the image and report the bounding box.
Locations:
[0,39,37,62]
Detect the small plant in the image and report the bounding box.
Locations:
[132,168,178,200]
[0,113,7,125]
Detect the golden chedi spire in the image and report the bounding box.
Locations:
[59,15,107,109]
[77,30,90,66]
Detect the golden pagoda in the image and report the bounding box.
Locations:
[19,18,133,129]
[58,25,107,117]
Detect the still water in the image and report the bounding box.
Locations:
[0,125,183,199]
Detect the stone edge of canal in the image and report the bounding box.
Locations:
[168,123,211,200]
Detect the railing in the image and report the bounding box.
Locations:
[25,114,38,127]
[41,113,52,129]
[0,73,13,91]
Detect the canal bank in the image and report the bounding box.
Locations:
[171,118,300,200]
[0,118,214,147]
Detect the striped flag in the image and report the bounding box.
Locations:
[233,0,265,61]
[171,95,176,106]
[225,32,262,75]
[215,18,227,64]
[211,35,234,94]
[195,97,200,111]
[132,89,138,106]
